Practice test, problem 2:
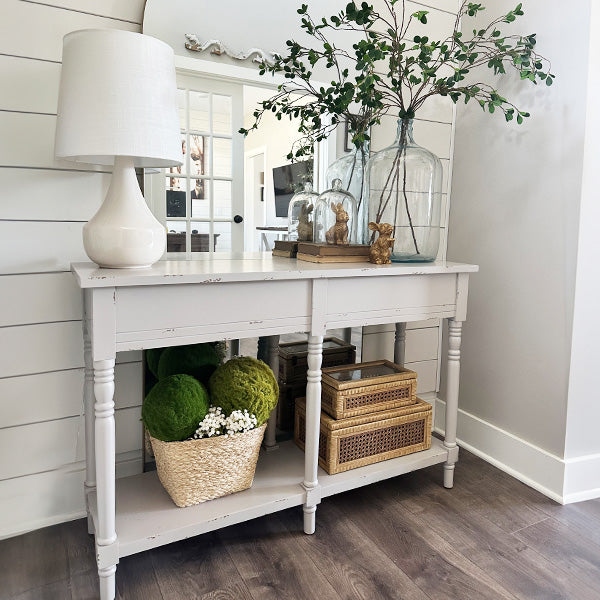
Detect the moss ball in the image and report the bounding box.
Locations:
[145,347,164,378]
[142,374,209,442]
[209,356,278,426]
[157,343,220,385]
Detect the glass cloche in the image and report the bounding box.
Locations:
[313,179,358,245]
[287,182,319,242]
[326,141,369,244]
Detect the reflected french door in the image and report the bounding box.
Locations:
[148,74,244,255]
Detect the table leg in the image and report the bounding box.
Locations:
[260,335,280,450]
[394,323,406,366]
[303,335,323,534]
[83,322,95,535]
[444,319,462,488]
[94,359,118,600]
[229,339,240,357]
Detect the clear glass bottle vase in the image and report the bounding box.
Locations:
[365,119,442,262]
[326,141,369,244]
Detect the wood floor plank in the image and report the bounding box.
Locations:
[70,570,101,600]
[218,512,342,600]
[550,500,600,547]
[333,481,519,600]
[278,499,431,600]
[62,519,96,577]
[149,531,253,600]
[433,451,560,533]
[116,551,163,600]
[9,579,71,600]
[0,524,68,598]
[514,517,600,595]
[388,470,600,600]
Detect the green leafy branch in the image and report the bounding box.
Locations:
[240,1,554,158]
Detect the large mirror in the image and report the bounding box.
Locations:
[144,0,342,256]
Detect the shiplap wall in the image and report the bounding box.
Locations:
[0,0,146,539]
[361,0,459,394]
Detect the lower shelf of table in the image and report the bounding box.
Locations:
[88,437,449,559]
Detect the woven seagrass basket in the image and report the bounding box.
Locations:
[149,423,266,507]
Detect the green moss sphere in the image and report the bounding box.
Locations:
[145,347,164,378]
[142,374,209,442]
[157,343,220,385]
[209,356,278,426]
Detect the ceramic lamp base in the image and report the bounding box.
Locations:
[83,156,166,268]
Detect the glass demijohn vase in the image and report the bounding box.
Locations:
[326,141,369,244]
[365,119,442,262]
[287,182,319,241]
[313,178,358,245]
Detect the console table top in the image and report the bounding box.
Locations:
[72,253,478,289]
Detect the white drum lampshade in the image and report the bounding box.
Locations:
[55,29,183,268]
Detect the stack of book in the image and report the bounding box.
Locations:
[296,242,371,263]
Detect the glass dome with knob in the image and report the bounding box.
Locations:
[287,182,319,242]
[326,141,369,244]
[313,179,358,245]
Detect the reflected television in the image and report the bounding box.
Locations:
[272,159,313,217]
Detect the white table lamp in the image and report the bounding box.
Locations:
[55,29,182,268]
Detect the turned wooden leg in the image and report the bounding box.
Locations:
[229,339,240,357]
[260,335,280,450]
[341,327,352,344]
[94,359,118,600]
[444,319,462,488]
[303,335,323,534]
[394,322,406,366]
[83,322,96,535]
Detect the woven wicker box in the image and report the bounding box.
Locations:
[294,398,432,474]
[279,337,356,384]
[321,360,417,419]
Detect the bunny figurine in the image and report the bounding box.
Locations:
[368,221,395,264]
[297,203,314,242]
[325,202,350,245]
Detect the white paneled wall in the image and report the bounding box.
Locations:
[0,0,145,539]
[362,0,459,391]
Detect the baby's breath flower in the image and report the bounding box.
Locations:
[192,406,257,439]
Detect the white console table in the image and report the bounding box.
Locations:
[72,255,477,600]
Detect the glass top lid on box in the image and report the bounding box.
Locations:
[322,360,416,390]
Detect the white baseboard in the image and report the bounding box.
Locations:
[434,398,566,504]
[564,452,600,503]
[0,451,142,540]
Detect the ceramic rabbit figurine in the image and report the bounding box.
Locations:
[368,221,395,264]
[297,203,314,242]
[325,202,350,245]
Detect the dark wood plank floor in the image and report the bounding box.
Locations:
[2,448,600,600]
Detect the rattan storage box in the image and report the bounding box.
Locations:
[294,398,432,474]
[321,360,417,419]
[279,337,356,384]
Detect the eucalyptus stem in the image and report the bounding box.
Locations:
[400,123,420,255]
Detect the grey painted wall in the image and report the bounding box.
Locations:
[449,1,591,456]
